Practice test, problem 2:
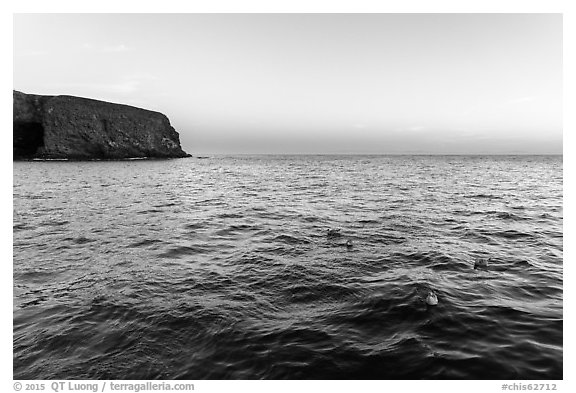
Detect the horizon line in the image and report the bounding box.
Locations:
[188,152,563,156]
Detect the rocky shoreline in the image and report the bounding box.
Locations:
[13,90,190,160]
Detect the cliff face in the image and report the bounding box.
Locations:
[13,90,190,159]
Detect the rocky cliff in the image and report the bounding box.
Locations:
[13,90,190,159]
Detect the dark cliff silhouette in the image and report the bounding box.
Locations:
[13,90,190,160]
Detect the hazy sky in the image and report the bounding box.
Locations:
[13,13,562,154]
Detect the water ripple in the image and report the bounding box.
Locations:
[13,155,563,379]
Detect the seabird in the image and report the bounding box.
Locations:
[327,228,342,238]
[425,291,438,306]
[474,257,489,270]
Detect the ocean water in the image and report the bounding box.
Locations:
[13,155,563,379]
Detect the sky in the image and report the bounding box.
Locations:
[13,13,562,154]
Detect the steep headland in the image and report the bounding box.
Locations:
[13,90,190,160]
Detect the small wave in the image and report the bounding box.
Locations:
[461,230,501,245]
[44,220,70,227]
[539,213,556,220]
[184,222,205,230]
[464,193,504,200]
[401,250,467,272]
[68,236,95,245]
[20,295,50,308]
[492,211,528,221]
[331,289,425,328]
[137,209,164,214]
[358,219,380,225]
[368,233,406,245]
[128,238,164,248]
[24,194,53,200]
[272,234,311,245]
[214,224,260,238]
[13,223,32,231]
[153,202,178,208]
[493,229,535,240]
[283,282,359,304]
[217,212,245,219]
[157,245,208,258]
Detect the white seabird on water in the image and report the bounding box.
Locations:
[426,291,439,306]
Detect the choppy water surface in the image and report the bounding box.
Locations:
[13,155,563,379]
